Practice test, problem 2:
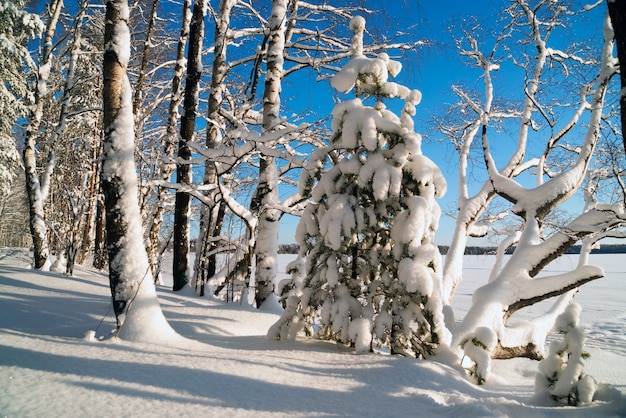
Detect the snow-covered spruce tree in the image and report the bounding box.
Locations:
[535,303,597,406]
[269,16,450,357]
[0,0,42,200]
[102,0,177,341]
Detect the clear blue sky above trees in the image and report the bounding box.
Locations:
[278,1,609,245]
[24,0,610,246]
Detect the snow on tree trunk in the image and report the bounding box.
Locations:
[146,0,191,284]
[173,0,206,292]
[22,0,63,270]
[252,0,288,308]
[193,0,237,295]
[269,16,450,357]
[102,0,178,342]
[45,7,84,276]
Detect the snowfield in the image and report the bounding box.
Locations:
[1,247,624,417]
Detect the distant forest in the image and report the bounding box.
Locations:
[278,244,626,255]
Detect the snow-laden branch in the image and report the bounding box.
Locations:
[506,266,603,319]
[483,13,617,221]
[219,180,257,236]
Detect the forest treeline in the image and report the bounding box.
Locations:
[278,244,626,255]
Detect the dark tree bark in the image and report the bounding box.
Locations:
[132,0,160,116]
[194,0,236,295]
[173,0,205,291]
[92,193,108,270]
[607,0,626,153]
[146,0,191,283]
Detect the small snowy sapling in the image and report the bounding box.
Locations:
[535,303,597,405]
[269,16,450,357]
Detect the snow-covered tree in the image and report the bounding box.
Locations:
[269,16,450,357]
[44,2,92,276]
[192,0,237,296]
[173,0,206,292]
[535,303,597,406]
[22,0,61,270]
[446,3,624,383]
[0,176,30,247]
[0,0,42,200]
[146,0,191,284]
[187,1,425,304]
[102,0,176,342]
[251,0,288,308]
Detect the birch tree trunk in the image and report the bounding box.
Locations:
[76,126,101,266]
[133,0,160,217]
[173,0,206,291]
[252,0,288,308]
[146,0,191,283]
[22,0,64,270]
[54,7,86,276]
[193,0,237,295]
[132,0,159,117]
[102,0,155,323]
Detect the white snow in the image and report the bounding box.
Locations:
[1,248,624,417]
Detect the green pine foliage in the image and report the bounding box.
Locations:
[0,0,43,197]
[269,16,450,358]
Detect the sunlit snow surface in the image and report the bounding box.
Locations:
[1,248,624,417]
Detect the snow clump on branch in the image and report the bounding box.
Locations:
[269,16,450,358]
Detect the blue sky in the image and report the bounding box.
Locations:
[277,0,611,246]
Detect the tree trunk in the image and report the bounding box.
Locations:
[132,0,159,116]
[133,0,160,217]
[76,134,100,266]
[607,0,626,153]
[23,146,52,270]
[51,8,85,276]
[253,0,289,308]
[146,0,191,283]
[193,0,237,294]
[22,0,64,270]
[102,0,155,323]
[173,0,206,292]
[93,193,107,270]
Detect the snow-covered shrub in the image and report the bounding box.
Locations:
[460,327,498,385]
[277,256,305,309]
[269,16,450,357]
[535,303,597,405]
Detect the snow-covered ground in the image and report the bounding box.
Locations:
[1,247,624,417]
